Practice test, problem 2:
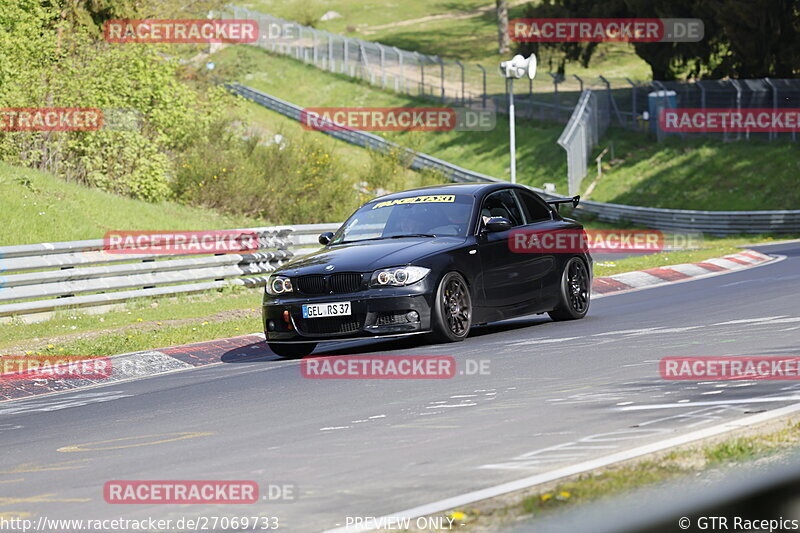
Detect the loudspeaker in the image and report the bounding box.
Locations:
[499,54,537,80]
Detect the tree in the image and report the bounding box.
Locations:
[497,0,510,54]
[515,0,799,79]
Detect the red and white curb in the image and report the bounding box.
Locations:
[592,249,774,297]
[0,250,776,403]
[0,334,269,402]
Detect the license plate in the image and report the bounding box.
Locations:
[302,302,351,318]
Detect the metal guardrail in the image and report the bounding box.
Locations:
[0,225,339,319]
[228,83,800,235]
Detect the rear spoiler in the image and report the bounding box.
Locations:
[546,195,580,212]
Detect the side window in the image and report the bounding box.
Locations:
[480,189,524,227]
[516,190,552,223]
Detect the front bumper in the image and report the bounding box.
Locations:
[263,285,434,342]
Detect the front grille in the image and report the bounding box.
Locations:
[375,312,409,326]
[299,316,362,335]
[330,273,363,293]
[295,273,363,294]
[296,275,326,294]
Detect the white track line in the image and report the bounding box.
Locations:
[322,401,800,533]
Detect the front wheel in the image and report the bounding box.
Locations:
[548,257,590,321]
[428,272,472,343]
[267,342,317,359]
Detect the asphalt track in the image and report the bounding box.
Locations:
[1,241,799,532]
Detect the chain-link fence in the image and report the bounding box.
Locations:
[558,90,611,196]
[227,5,800,141]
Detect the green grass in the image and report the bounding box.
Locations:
[585,134,800,210]
[240,0,653,81]
[0,286,263,354]
[0,162,266,246]
[216,45,570,190]
[440,421,800,531]
[216,45,800,210]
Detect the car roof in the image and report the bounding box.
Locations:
[368,182,531,202]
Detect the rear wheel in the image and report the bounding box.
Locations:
[267,342,317,359]
[548,257,590,321]
[428,272,472,343]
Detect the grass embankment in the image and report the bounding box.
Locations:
[215,45,800,211]
[0,162,265,246]
[241,0,652,79]
[411,420,800,531]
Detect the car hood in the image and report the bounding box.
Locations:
[278,236,467,275]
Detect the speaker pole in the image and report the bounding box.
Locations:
[509,77,516,184]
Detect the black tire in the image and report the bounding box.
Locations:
[428,272,472,343]
[548,257,590,321]
[267,342,317,359]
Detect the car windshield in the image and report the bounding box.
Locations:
[331,194,474,244]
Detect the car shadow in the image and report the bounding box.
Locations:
[220,340,283,363]
[219,316,555,362]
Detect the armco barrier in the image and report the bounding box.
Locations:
[228,83,800,235]
[0,225,337,319]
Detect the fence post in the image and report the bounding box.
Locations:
[377,43,386,89]
[436,56,445,102]
[477,64,487,109]
[573,74,583,92]
[548,73,560,121]
[764,78,777,141]
[393,47,404,93]
[328,35,333,71]
[598,75,623,126]
[455,60,465,105]
[625,77,637,129]
[312,30,318,66]
[731,79,743,141]
[343,39,349,74]
[414,52,424,96]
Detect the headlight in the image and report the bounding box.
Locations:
[265,275,293,295]
[370,266,430,287]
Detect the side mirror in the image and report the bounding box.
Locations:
[485,217,512,233]
[319,232,334,245]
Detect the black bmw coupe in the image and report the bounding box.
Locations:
[262,183,592,358]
